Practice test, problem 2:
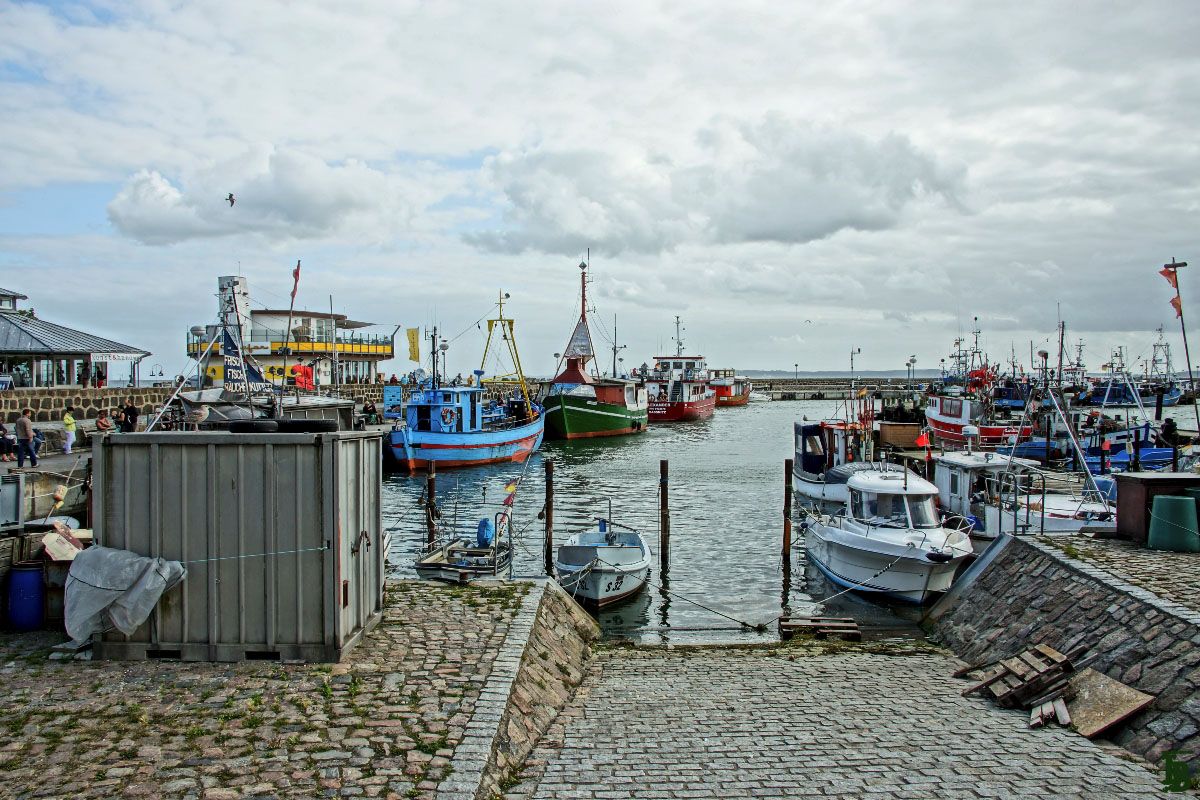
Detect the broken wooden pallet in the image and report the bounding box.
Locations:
[779,616,862,642]
[960,644,1084,710]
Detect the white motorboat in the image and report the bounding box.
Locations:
[555,519,651,607]
[932,450,1116,552]
[748,390,771,403]
[802,469,973,603]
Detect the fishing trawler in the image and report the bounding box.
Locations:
[643,317,715,422]
[543,260,648,440]
[709,369,752,407]
[388,296,544,471]
[926,324,1032,448]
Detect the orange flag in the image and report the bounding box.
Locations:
[1171,295,1183,318]
[1161,266,1179,290]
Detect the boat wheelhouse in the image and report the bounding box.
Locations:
[709,369,752,407]
[543,260,649,440]
[925,393,1032,449]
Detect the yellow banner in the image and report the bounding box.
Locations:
[406,328,420,362]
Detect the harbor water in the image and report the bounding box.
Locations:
[383,399,928,643]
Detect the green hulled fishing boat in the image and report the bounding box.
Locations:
[543,259,648,440]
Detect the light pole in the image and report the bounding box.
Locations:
[850,347,861,380]
[794,362,798,380]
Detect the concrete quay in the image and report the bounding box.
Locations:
[504,643,1171,799]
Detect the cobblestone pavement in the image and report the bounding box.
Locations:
[0,580,525,800]
[1040,535,1200,615]
[506,643,1173,800]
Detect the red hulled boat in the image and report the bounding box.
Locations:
[710,369,752,407]
[643,316,715,422]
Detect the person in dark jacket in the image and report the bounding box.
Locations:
[121,400,139,433]
[15,409,36,468]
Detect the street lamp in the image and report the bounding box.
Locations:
[794,362,798,380]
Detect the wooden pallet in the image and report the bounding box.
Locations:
[779,616,862,642]
[960,644,1084,715]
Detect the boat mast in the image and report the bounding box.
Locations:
[429,326,440,389]
[674,315,684,357]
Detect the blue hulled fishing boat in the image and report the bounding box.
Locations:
[388,295,544,471]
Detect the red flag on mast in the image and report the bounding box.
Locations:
[290,260,301,300]
[1171,295,1183,318]
[1161,266,1179,290]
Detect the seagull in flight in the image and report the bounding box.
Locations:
[226,193,235,207]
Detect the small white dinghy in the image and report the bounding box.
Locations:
[555,519,651,608]
[803,469,973,604]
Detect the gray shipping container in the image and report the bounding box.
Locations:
[92,431,384,662]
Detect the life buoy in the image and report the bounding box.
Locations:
[441,407,458,426]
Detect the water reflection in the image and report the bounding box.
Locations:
[384,400,921,642]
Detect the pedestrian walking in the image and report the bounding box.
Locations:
[15,408,36,468]
[62,405,77,454]
[121,399,139,433]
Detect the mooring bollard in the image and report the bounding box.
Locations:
[425,461,437,546]
[659,459,670,570]
[544,459,554,576]
[783,458,793,564]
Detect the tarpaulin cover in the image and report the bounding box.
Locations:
[65,545,187,641]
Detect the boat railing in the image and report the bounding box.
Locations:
[994,470,1046,536]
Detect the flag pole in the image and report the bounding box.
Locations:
[1163,258,1200,436]
[283,260,301,403]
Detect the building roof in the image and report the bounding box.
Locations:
[0,311,149,358]
[0,288,28,300]
[253,309,375,329]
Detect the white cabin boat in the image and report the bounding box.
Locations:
[932,451,1116,551]
[802,470,973,603]
[555,520,651,607]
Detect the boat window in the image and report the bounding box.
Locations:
[949,471,959,495]
[849,490,865,520]
[907,495,940,528]
[865,493,908,527]
[943,398,962,417]
[673,361,683,369]
[443,393,452,402]
[805,435,824,456]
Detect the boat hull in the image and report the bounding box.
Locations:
[804,526,966,604]
[648,395,716,422]
[556,564,650,607]
[715,392,750,407]
[928,417,1032,449]
[543,395,648,440]
[389,416,545,471]
[414,540,513,583]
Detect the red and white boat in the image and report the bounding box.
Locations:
[643,316,715,422]
[925,391,1031,448]
[710,369,752,407]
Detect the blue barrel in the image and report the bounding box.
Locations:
[8,562,44,632]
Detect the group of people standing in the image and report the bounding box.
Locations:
[0,400,141,468]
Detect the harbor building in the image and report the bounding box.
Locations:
[0,287,149,389]
[185,276,396,388]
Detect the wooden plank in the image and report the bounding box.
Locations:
[1034,644,1069,664]
[962,667,1009,696]
[1053,698,1071,726]
[1001,657,1033,679]
[1018,651,1050,674]
[1029,707,1045,728]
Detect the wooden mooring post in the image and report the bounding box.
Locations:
[425,461,437,546]
[659,459,670,570]
[782,458,793,564]
[544,459,554,575]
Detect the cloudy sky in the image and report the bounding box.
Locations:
[1,1,1197,377]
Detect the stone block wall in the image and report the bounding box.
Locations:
[0,388,175,423]
[479,582,599,797]
[931,536,1200,763]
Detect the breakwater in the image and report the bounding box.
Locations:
[929,535,1200,763]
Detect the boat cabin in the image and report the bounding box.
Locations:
[405,384,528,434]
[932,451,1039,520]
[794,420,867,478]
[651,355,708,380]
[927,395,981,424]
[843,472,941,529]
